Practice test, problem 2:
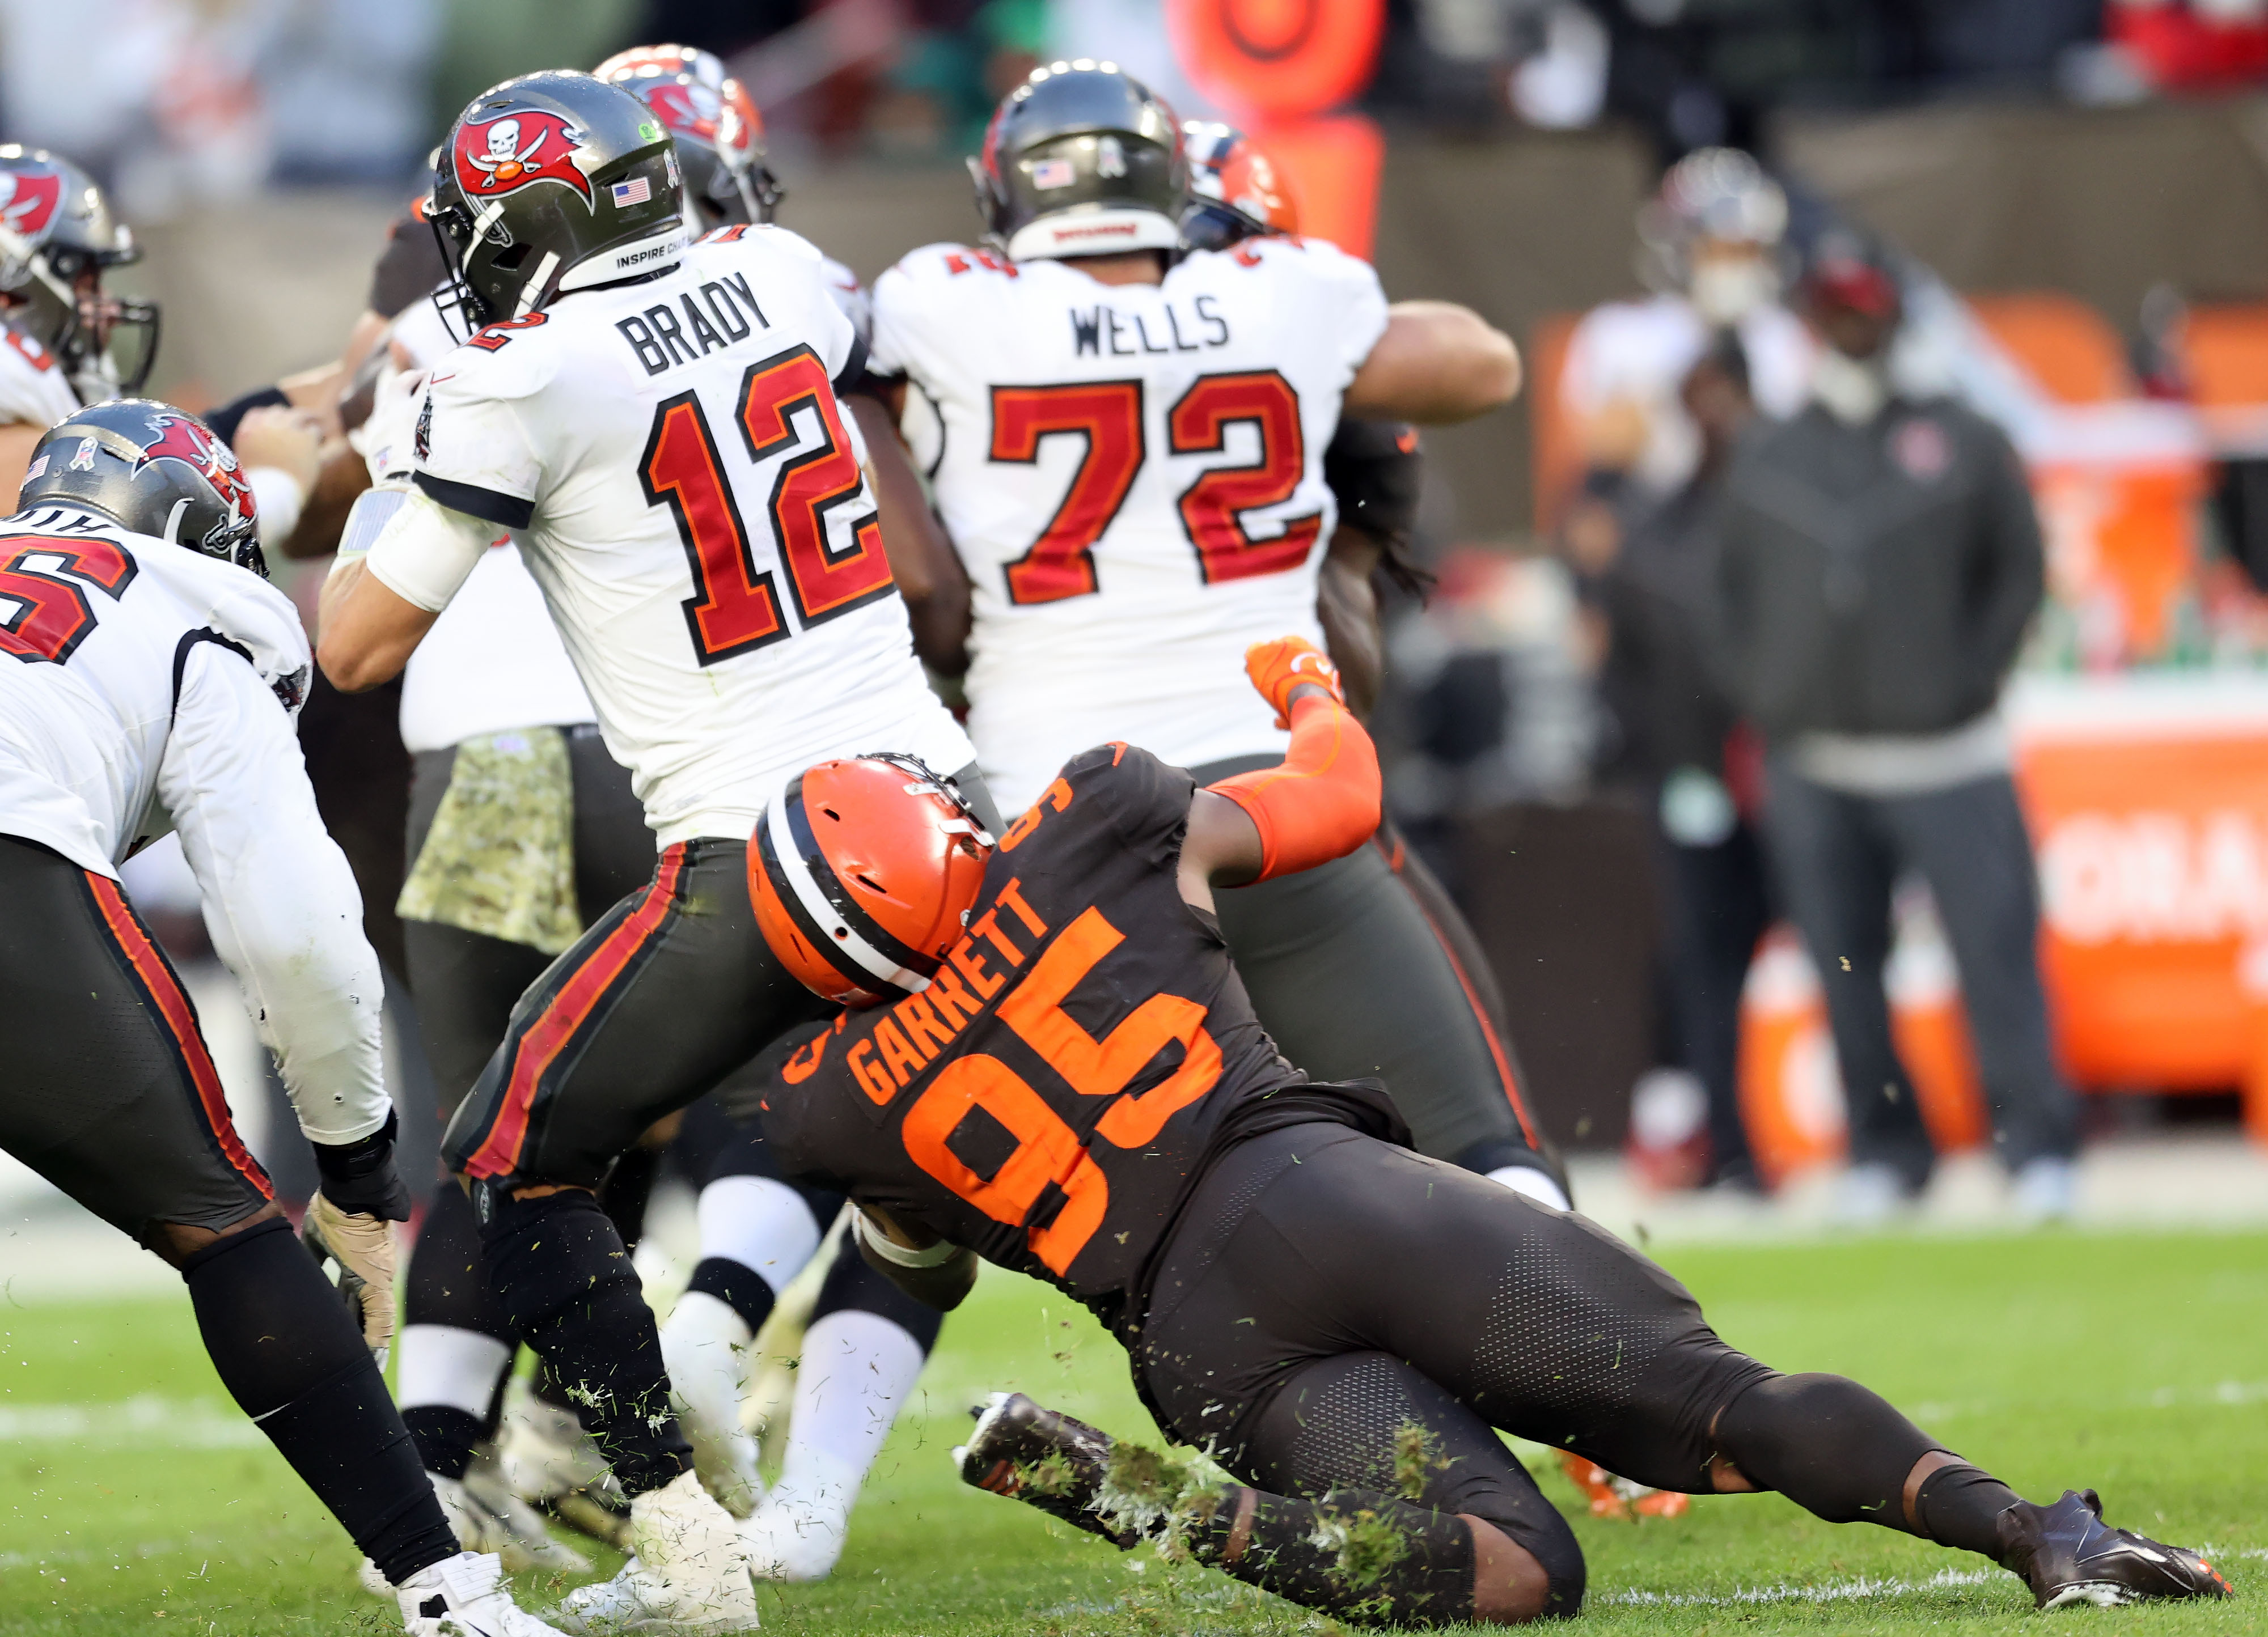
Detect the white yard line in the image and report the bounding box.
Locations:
[0,1396,264,1449]
[1600,1567,2000,1608]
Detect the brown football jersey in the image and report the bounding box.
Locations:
[760,741,1397,1335]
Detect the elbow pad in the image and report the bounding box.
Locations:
[1207,693,1382,883]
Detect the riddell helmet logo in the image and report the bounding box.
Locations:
[454,109,597,208]
[139,415,256,528]
[0,171,63,241]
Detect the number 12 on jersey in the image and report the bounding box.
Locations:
[640,343,895,665]
[989,368,1320,608]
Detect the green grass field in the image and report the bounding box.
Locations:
[3,1228,2263,1635]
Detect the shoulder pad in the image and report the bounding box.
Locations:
[434,315,564,401]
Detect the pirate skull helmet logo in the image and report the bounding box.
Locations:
[454,108,599,208]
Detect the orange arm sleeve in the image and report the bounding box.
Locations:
[1205,692,1382,883]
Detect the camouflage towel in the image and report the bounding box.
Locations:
[397,728,581,955]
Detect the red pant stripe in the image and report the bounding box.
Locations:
[462,843,689,1181]
[86,870,273,1197]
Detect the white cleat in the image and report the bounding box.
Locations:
[359,1470,588,1594]
[398,1550,570,1635]
[740,1491,849,1583]
[502,1386,634,1552]
[549,1470,758,1634]
[464,1448,594,1574]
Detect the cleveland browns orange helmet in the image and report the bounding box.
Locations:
[752,754,995,1007]
[1181,121,1298,253]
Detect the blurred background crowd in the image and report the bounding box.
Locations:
[6,0,2268,1228]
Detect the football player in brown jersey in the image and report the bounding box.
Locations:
[738,637,2228,1624]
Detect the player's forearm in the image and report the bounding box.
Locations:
[849,393,973,674]
[853,1207,979,1311]
[316,486,472,690]
[1345,302,1521,424]
[163,652,392,1145]
[1316,532,1385,719]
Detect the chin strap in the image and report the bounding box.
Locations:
[1206,689,1381,884]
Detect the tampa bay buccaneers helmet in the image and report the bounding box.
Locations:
[1636,147,1788,323]
[972,61,1186,262]
[752,754,995,1007]
[19,399,264,576]
[1181,122,1298,253]
[595,43,782,228]
[0,147,159,401]
[428,70,689,330]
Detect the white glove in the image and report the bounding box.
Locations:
[302,1193,400,1365]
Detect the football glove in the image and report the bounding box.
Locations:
[302,1192,400,1363]
[1244,635,1345,729]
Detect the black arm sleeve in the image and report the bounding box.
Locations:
[1970,421,2046,689]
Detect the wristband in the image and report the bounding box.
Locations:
[854,1208,961,1269]
[310,1108,413,1221]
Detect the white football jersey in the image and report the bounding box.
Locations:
[0,318,82,430]
[386,226,970,844]
[870,237,1389,812]
[0,505,386,1142]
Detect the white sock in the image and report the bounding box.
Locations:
[663,1291,760,1512]
[1488,1164,1572,1213]
[767,1309,925,1524]
[396,1324,513,1419]
[696,1174,824,1291]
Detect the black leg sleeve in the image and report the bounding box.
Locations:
[183,1219,457,1585]
[1711,1371,1941,1528]
[478,1186,691,1498]
[400,1178,515,1478]
[1180,1485,1481,1627]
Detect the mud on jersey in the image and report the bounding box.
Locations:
[870,238,1389,812]
[762,742,1402,1336]
[393,223,970,845]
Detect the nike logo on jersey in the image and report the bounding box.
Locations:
[1072,298,1230,359]
[617,273,769,377]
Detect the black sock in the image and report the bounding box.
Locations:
[478,1186,690,1498]
[401,1181,515,1479]
[402,1406,483,1482]
[1712,1371,1939,1528]
[1181,1486,1477,1627]
[599,1145,662,1248]
[183,1218,457,1584]
[686,1256,780,1335]
[1915,1462,2027,1561]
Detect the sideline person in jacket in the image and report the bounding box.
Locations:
[1710,231,2077,1220]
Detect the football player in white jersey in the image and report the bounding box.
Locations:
[0,401,565,1637]
[318,71,991,1632]
[0,145,327,542]
[863,65,1564,1197]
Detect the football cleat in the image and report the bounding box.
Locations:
[502,1388,636,1551]
[953,1391,1138,1549]
[549,1471,757,1634]
[358,1470,587,1595]
[1998,1490,2232,1609]
[1556,1451,1690,1521]
[463,1448,594,1574]
[397,1550,569,1636]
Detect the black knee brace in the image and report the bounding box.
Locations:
[477,1185,689,1497]
[1711,1371,1937,1527]
[183,1219,456,1585]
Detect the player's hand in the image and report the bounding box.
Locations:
[1244,635,1346,730]
[301,1193,399,1363]
[231,405,324,493]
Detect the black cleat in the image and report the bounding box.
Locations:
[953,1391,1139,1548]
[1999,1490,2233,1609]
